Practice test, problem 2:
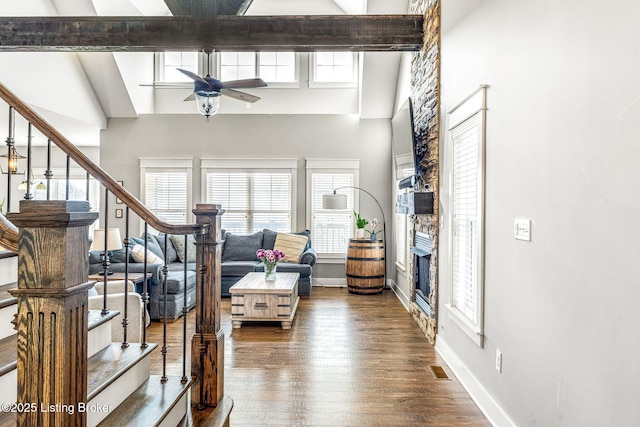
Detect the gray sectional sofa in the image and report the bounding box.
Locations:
[88,229,316,320]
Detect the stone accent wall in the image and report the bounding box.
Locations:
[409,0,440,345]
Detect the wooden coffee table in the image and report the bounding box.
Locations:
[229,272,300,330]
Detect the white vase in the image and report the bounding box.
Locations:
[355,228,366,239]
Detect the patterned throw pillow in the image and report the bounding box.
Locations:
[273,233,309,263]
[170,234,197,263]
[131,244,164,265]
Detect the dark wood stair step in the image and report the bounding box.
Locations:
[98,375,192,427]
[87,342,157,400]
[0,282,17,309]
[0,310,120,380]
[179,395,234,427]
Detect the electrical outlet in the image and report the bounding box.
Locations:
[496,349,502,373]
[514,218,531,241]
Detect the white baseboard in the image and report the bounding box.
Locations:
[312,278,347,287]
[389,280,410,311]
[435,336,517,427]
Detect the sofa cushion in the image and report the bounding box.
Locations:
[154,233,179,263]
[110,247,131,264]
[262,229,278,250]
[131,234,164,260]
[221,261,261,276]
[163,270,197,294]
[170,234,197,263]
[222,231,263,262]
[131,244,164,265]
[274,232,309,263]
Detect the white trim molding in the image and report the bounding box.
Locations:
[435,335,517,427]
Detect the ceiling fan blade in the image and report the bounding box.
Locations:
[176,68,208,85]
[183,93,196,102]
[221,78,268,89]
[221,88,261,103]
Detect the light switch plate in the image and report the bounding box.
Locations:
[514,218,531,241]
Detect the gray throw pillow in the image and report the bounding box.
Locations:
[140,233,164,260]
[221,231,264,262]
[262,229,278,250]
[170,234,197,263]
[154,233,178,263]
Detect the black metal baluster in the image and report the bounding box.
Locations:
[85,171,90,202]
[44,139,52,200]
[101,187,109,314]
[161,233,169,383]
[141,222,149,349]
[122,207,130,348]
[65,155,70,200]
[5,106,15,210]
[24,123,32,200]
[181,233,188,384]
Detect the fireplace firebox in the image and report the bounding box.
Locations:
[412,231,433,316]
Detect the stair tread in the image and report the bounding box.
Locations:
[0,282,17,309]
[0,334,16,376]
[179,395,234,427]
[0,310,123,379]
[98,375,192,427]
[87,342,157,401]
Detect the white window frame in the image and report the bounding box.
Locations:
[305,159,360,261]
[445,85,488,348]
[217,52,300,88]
[139,158,193,228]
[201,158,297,233]
[394,191,409,274]
[308,52,359,88]
[154,51,212,84]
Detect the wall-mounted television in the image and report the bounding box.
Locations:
[391,97,418,181]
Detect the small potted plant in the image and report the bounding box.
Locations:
[354,210,368,239]
[367,217,380,241]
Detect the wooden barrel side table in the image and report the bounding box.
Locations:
[346,239,385,294]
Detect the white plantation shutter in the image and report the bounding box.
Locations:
[395,211,407,269]
[206,171,292,233]
[145,172,188,224]
[140,159,193,228]
[451,114,481,323]
[310,172,354,255]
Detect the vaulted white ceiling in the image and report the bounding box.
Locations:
[0,0,409,146]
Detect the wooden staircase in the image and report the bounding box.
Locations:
[0,255,192,426]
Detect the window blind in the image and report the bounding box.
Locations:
[395,212,407,268]
[451,114,481,323]
[310,172,354,254]
[206,172,292,233]
[145,172,188,224]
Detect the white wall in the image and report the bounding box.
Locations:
[99,114,393,280]
[438,0,640,425]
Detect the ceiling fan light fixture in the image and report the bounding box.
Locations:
[195,90,221,121]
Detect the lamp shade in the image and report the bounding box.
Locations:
[322,193,348,210]
[195,91,221,119]
[91,228,123,251]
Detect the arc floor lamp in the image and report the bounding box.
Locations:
[322,186,387,289]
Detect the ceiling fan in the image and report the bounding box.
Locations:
[178,53,267,120]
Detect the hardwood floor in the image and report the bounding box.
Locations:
[147,286,490,426]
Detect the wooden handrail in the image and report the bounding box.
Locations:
[0,82,204,235]
[0,213,18,252]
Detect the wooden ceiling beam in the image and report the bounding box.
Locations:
[0,15,423,52]
[164,0,254,16]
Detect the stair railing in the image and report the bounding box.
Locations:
[0,81,225,423]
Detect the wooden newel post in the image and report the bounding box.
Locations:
[191,203,224,408]
[7,200,98,426]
